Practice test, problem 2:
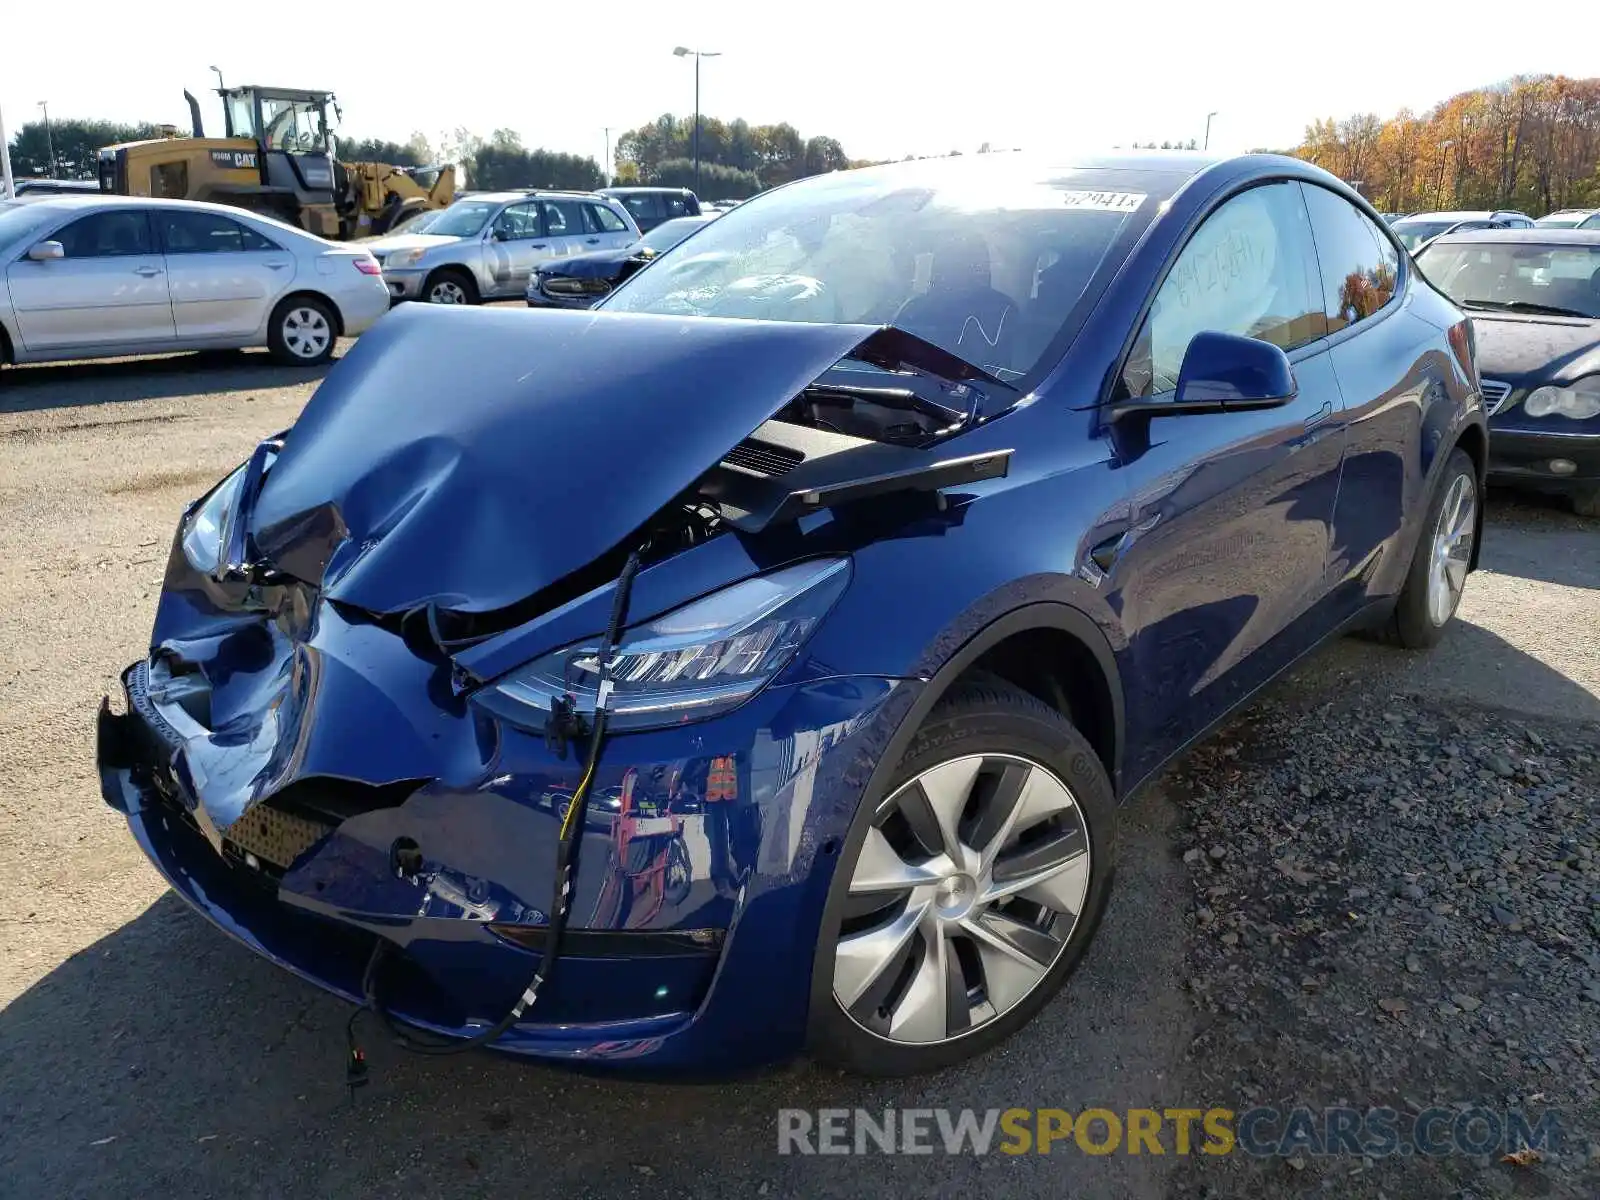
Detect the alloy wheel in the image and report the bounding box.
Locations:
[281,307,331,360]
[1427,472,1476,626]
[832,753,1092,1045]
[428,279,468,304]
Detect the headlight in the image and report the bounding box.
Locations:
[385,247,428,269]
[476,558,851,733]
[180,464,248,576]
[1524,379,1600,420]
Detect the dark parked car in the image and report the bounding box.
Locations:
[98,152,1486,1079]
[1391,210,1532,254]
[598,186,701,232]
[1417,228,1600,515]
[527,214,716,308]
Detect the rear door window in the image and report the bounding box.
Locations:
[1301,184,1401,333]
[159,210,278,253]
[620,193,662,223]
[540,200,586,237]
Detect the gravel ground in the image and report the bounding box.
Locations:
[1,346,1598,1199]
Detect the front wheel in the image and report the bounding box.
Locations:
[1389,447,1478,648]
[423,269,478,305]
[266,297,337,366]
[810,681,1116,1077]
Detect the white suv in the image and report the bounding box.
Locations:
[363,191,641,304]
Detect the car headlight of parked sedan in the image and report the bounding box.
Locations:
[476,557,851,733]
[1523,378,1600,420]
[384,247,430,270]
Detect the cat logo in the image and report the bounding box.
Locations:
[209,149,259,170]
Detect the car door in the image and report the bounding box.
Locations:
[155,208,291,340]
[4,208,175,352]
[583,201,635,250]
[1106,180,1348,781]
[1297,182,1429,620]
[483,202,545,297]
[538,199,590,262]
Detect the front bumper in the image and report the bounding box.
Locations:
[379,266,427,302]
[1487,423,1600,493]
[98,627,915,1071]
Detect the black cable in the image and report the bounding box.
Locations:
[346,547,646,1076]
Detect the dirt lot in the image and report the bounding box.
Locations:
[1,346,1597,1200]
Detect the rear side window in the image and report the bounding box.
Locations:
[1301,184,1400,333]
[541,200,585,236]
[52,210,154,258]
[585,203,628,233]
[159,210,277,253]
[1122,181,1326,398]
[663,193,690,219]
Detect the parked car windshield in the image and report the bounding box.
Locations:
[1534,212,1590,229]
[1417,240,1600,318]
[601,160,1152,380]
[0,202,63,251]
[423,201,499,238]
[1391,218,1457,251]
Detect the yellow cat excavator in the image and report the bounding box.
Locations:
[97,86,455,240]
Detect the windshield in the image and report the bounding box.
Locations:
[259,97,328,153]
[423,200,498,239]
[1392,219,1456,251]
[0,203,61,251]
[639,217,707,254]
[601,160,1151,380]
[1534,212,1587,229]
[1418,240,1600,318]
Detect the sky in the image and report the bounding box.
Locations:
[2,1,1592,170]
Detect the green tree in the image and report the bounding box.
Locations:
[9,118,162,179]
[336,137,423,166]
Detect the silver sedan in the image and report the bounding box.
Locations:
[0,195,390,369]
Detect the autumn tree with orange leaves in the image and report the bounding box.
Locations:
[1294,75,1600,215]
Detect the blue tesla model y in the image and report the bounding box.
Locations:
[98,151,1487,1077]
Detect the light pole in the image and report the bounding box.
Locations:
[673,46,721,194]
[38,100,56,178]
[603,126,611,185]
[1203,111,1218,152]
[210,65,225,92]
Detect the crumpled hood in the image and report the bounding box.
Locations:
[250,304,878,615]
[537,245,641,279]
[1472,313,1600,386]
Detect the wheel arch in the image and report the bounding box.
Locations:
[0,318,13,365]
[1451,420,1487,571]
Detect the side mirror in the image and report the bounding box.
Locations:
[28,240,65,262]
[1113,331,1296,422]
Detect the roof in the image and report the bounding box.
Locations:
[459,190,607,203]
[1427,228,1600,245]
[1395,210,1502,222]
[600,186,698,196]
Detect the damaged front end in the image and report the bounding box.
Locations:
[97,304,1009,1067]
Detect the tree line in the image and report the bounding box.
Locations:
[4,112,855,199]
[1293,74,1600,215]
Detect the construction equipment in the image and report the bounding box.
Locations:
[96,86,456,240]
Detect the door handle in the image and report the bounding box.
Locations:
[133,266,163,277]
[264,261,288,270]
[585,237,600,244]
[530,243,547,249]
[1302,400,1334,430]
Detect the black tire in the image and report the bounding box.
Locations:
[1572,487,1600,519]
[422,268,478,305]
[1389,447,1477,649]
[266,296,338,366]
[809,680,1117,1077]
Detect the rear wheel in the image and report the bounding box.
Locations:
[810,681,1116,1077]
[423,268,477,305]
[1572,487,1600,519]
[1389,447,1477,648]
[266,296,337,366]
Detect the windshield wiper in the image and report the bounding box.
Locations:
[1461,299,1593,319]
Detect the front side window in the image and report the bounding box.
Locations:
[620,194,662,222]
[53,210,154,258]
[160,210,277,253]
[602,161,1152,381]
[1121,182,1325,398]
[1302,185,1400,332]
[1415,240,1600,318]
